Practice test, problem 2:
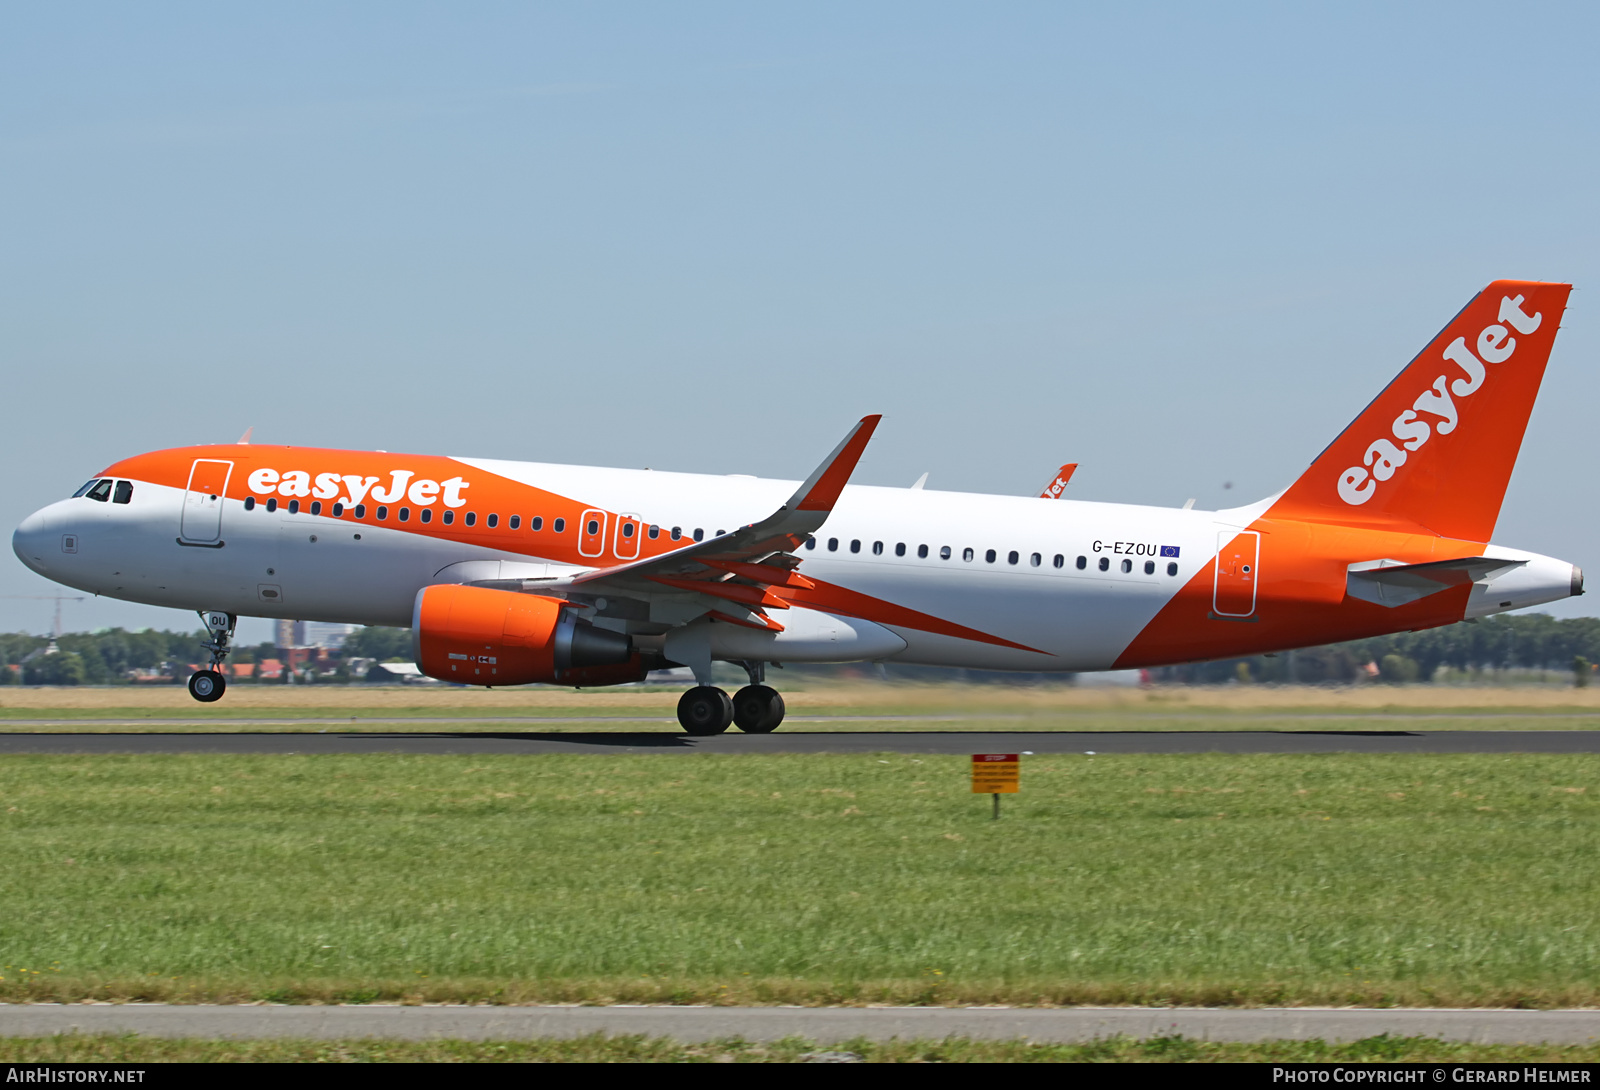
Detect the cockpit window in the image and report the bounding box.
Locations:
[72,479,103,499]
[113,480,133,504]
[85,480,113,502]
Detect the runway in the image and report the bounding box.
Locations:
[1,1004,1597,1044]
[1,729,1599,755]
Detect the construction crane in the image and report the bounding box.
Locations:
[1,594,87,639]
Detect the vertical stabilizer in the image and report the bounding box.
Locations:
[1269,280,1570,542]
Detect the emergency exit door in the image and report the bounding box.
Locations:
[1213,530,1260,618]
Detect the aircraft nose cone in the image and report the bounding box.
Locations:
[12,508,56,576]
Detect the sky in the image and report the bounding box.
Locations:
[3,3,1597,643]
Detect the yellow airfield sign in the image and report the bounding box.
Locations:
[971,753,1020,794]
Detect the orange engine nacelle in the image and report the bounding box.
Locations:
[412,584,642,687]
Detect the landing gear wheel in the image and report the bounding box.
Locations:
[732,685,785,733]
[188,670,226,703]
[677,686,733,735]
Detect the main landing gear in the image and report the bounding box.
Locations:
[188,610,236,704]
[675,662,787,735]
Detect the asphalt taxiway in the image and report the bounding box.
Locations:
[0,1004,1597,1044]
[0,729,1597,755]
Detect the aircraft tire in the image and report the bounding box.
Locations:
[188,669,226,703]
[677,686,733,735]
[732,685,785,733]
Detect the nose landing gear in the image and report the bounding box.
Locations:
[188,610,236,703]
[674,661,787,735]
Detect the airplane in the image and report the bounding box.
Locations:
[11,280,1583,734]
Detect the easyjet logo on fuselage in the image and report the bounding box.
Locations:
[245,467,472,509]
[1336,294,1543,506]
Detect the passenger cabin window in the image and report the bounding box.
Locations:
[113,481,133,504]
[399,507,410,522]
[310,501,322,516]
[420,508,431,524]
[1098,557,1109,571]
[963,548,975,562]
[850,539,860,553]
[622,523,635,538]
[554,517,566,533]
[244,497,256,511]
[918,544,929,558]
[268,498,280,513]
[586,519,598,535]
[984,549,996,563]
[873,541,884,555]
[693,528,703,542]
[1167,562,1179,576]
[1008,551,1019,565]
[895,543,906,557]
[532,516,544,531]
[1076,555,1087,569]
[442,510,453,525]
[86,480,113,502]
[1144,560,1155,575]
[939,546,951,560]
[828,538,838,551]
[290,500,302,515]
[1055,554,1065,568]
[488,514,499,528]
[1030,552,1041,567]
[673,526,683,541]
[1121,559,1132,573]
[464,512,477,527]
[375,505,386,520]
[648,525,659,539]
[509,515,521,530]
[332,502,344,516]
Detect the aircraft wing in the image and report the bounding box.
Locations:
[542,415,882,630]
[1346,556,1527,608]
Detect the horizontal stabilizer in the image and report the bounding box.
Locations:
[1346,556,1526,608]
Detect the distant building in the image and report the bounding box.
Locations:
[299,622,355,649]
[275,620,356,650]
[365,662,431,684]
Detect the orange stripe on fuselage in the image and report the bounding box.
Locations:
[777,579,1048,655]
[101,445,697,570]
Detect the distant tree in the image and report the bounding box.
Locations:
[24,651,87,686]
[343,627,414,662]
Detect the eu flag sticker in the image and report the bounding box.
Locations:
[1159,545,1180,558]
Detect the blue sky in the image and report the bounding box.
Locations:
[4,3,1597,640]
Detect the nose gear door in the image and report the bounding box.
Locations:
[181,459,234,544]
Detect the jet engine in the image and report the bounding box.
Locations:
[412,584,641,687]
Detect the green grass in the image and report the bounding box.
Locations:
[0,752,1598,1006]
[3,1034,1599,1063]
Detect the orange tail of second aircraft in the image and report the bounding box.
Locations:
[1269,280,1571,543]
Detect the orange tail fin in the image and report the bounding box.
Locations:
[1269,280,1571,542]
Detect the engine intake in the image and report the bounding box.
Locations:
[412,584,639,687]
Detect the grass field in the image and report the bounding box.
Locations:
[1,750,1597,1007]
[1,681,1598,731]
[5,1034,1600,1063]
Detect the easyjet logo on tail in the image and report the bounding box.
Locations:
[245,467,472,509]
[1337,295,1543,506]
